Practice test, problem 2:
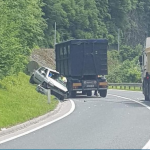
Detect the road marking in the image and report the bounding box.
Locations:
[0,99,75,145]
[108,94,150,149]
[143,140,150,149]
[108,94,150,110]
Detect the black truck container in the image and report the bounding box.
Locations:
[55,39,108,98]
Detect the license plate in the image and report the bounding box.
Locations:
[86,85,94,88]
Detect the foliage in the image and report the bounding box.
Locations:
[0,0,46,77]
[1,0,150,83]
[107,50,141,83]
[0,72,58,128]
[42,0,109,47]
[119,44,142,61]
[41,0,150,48]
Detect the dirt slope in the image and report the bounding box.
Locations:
[30,49,56,69]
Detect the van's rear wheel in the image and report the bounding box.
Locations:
[29,75,34,84]
[99,90,107,97]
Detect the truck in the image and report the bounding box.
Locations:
[55,39,108,98]
[139,37,150,100]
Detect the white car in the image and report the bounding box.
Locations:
[30,66,68,100]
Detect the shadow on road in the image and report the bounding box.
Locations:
[69,92,150,109]
[139,99,150,107]
[73,95,150,108]
[104,98,150,108]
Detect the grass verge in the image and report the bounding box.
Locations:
[0,72,58,129]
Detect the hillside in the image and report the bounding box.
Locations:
[30,49,56,70]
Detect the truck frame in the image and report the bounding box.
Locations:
[55,39,108,98]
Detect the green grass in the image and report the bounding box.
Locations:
[108,86,142,91]
[0,72,58,129]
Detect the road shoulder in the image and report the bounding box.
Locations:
[0,99,74,143]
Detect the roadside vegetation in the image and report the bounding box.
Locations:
[0,0,150,128]
[0,73,58,129]
[0,0,147,82]
[109,86,141,91]
[107,45,142,83]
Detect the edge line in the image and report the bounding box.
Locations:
[108,94,150,149]
[0,99,75,145]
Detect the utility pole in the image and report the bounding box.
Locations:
[54,22,56,48]
[118,28,120,52]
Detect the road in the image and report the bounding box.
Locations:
[0,89,150,149]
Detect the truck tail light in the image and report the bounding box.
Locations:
[73,83,82,89]
[99,82,108,86]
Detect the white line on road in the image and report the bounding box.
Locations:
[108,94,150,110]
[0,99,75,145]
[143,140,150,149]
[108,94,150,149]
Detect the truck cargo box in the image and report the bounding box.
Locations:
[55,39,108,77]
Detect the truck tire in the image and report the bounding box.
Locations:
[71,91,76,98]
[87,90,92,96]
[68,91,76,98]
[148,83,150,101]
[99,90,107,97]
[144,82,149,101]
[82,91,86,95]
[29,75,35,84]
[145,95,149,101]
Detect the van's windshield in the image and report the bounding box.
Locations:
[48,71,66,87]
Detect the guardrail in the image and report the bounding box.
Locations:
[108,83,142,90]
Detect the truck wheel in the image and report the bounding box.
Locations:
[68,91,76,98]
[99,90,107,97]
[148,83,150,101]
[145,82,149,101]
[82,91,86,95]
[87,90,92,96]
[145,95,149,101]
[29,75,35,84]
[71,91,76,98]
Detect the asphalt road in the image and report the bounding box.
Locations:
[0,89,150,149]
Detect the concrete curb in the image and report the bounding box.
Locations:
[0,101,62,137]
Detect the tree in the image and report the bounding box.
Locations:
[119,44,142,61]
[0,0,46,77]
[42,0,69,47]
[42,0,109,47]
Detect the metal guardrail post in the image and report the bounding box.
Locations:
[36,85,51,104]
[108,83,142,90]
[48,89,51,104]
